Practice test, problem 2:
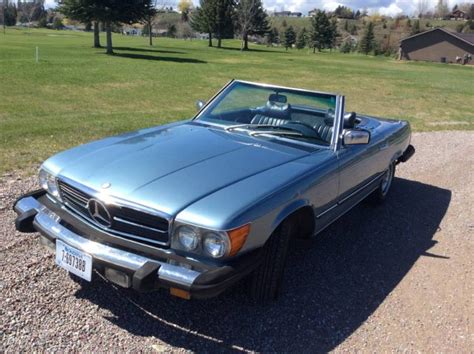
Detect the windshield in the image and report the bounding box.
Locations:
[195,81,338,146]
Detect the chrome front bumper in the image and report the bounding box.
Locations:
[14,196,201,290]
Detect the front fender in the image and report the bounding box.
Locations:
[270,198,312,234]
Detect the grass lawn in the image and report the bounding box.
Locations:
[0,28,473,174]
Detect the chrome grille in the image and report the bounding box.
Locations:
[57,180,169,246]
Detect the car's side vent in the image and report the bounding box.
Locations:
[57,180,169,246]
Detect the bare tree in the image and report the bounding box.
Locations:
[142,0,169,46]
[235,0,268,51]
[436,0,449,19]
[416,0,431,18]
[19,0,45,26]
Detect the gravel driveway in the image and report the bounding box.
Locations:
[1,131,473,352]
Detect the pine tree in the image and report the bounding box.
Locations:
[283,25,296,50]
[411,19,421,35]
[295,27,307,49]
[191,0,217,47]
[265,27,279,46]
[60,0,153,54]
[309,10,331,53]
[214,0,234,48]
[359,21,375,55]
[328,17,338,50]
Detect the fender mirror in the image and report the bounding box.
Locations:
[195,100,206,111]
[343,129,370,145]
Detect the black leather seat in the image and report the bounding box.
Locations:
[251,115,289,126]
[251,99,292,126]
[311,111,357,144]
[313,123,334,143]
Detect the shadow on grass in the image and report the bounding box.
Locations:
[111,52,206,63]
[74,178,451,352]
[218,46,283,53]
[113,46,186,54]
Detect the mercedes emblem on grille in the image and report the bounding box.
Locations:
[87,198,112,227]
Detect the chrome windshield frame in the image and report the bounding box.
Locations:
[193,80,346,151]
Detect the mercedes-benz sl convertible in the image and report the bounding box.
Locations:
[14,80,415,303]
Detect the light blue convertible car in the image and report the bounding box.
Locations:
[14,80,414,303]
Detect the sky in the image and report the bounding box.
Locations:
[43,0,459,17]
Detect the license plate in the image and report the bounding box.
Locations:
[55,240,92,281]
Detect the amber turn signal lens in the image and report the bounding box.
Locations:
[228,224,251,256]
[170,287,191,300]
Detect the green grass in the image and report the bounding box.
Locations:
[0,28,473,174]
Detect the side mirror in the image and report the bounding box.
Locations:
[343,129,370,145]
[195,100,206,111]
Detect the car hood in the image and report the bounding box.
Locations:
[46,122,312,216]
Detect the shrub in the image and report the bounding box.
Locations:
[52,18,64,30]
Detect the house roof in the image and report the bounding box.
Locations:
[400,27,474,47]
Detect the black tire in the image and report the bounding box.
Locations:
[249,219,293,304]
[367,162,395,205]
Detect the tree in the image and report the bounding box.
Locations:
[214,0,234,48]
[52,17,64,30]
[235,0,269,51]
[59,0,101,48]
[265,27,278,46]
[436,0,449,19]
[17,0,45,26]
[359,21,375,55]
[350,23,357,35]
[190,0,217,47]
[411,19,422,35]
[309,10,331,53]
[178,0,193,22]
[61,0,153,54]
[340,37,355,53]
[141,0,169,46]
[167,23,177,37]
[38,15,48,28]
[417,0,431,18]
[3,2,17,27]
[295,27,307,49]
[328,17,338,50]
[283,25,296,50]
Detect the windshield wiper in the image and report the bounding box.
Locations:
[225,123,328,145]
[225,123,306,133]
[225,124,283,131]
[249,130,303,137]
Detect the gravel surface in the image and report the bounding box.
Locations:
[1,131,473,352]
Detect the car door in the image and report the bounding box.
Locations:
[336,122,387,210]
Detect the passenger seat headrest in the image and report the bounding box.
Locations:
[344,112,357,128]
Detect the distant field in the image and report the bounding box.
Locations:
[0,28,473,174]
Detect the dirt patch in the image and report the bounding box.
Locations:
[1,131,472,351]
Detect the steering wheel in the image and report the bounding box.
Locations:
[281,121,324,140]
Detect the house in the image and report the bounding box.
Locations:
[308,9,317,17]
[399,27,474,65]
[273,11,302,17]
[449,9,470,20]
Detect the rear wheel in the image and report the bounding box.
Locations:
[368,162,395,205]
[248,219,293,304]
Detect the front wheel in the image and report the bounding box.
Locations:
[368,162,395,205]
[248,219,293,304]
